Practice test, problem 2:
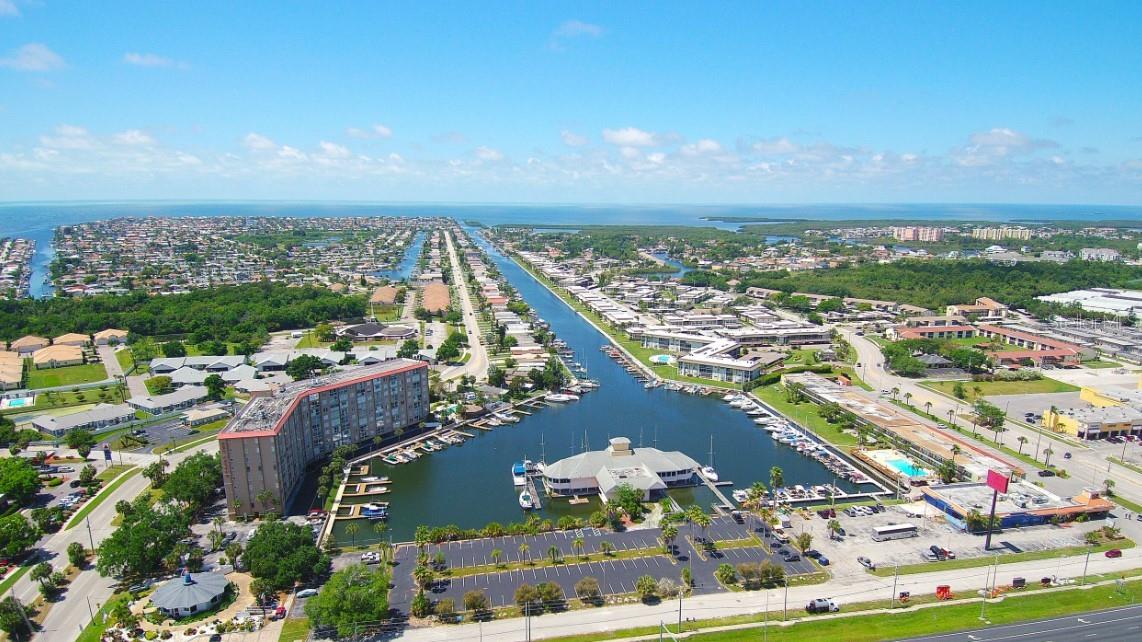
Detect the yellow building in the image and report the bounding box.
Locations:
[1043,405,1142,440]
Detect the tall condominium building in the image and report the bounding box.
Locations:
[971,227,1033,241]
[892,226,945,242]
[218,359,429,515]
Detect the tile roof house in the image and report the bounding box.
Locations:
[93,328,128,345]
[53,333,91,347]
[10,335,48,355]
[32,344,85,369]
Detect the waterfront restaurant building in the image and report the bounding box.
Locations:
[543,437,700,501]
[218,359,429,515]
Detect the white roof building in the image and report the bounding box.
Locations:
[542,437,700,501]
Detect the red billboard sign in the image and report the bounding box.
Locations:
[987,469,1010,494]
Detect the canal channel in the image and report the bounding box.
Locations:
[332,226,860,543]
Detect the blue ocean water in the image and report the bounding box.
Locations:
[2,201,1138,297]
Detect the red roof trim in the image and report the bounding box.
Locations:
[218,361,427,441]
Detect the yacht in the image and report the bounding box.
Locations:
[544,393,577,403]
[700,465,719,482]
[511,460,531,486]
[722,393,737,402]
[361,476,380,482]
[518,490,534,509]
[361,502,389,519]
[732,489,749,503]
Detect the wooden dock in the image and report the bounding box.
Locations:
[698,472,735,514]
[524,475,543,510]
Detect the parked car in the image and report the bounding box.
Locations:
[804,549,821,559]
[817,555,830,566]
[1063,452,1072,459]
[857,556,875,570]
[805,598,840,614]
[817,508,836,519]
[296,588,318,598]
[361,551,381,564]
[1105,549,1123,559]
[929,546,947,561]
[1038,469,1056,477]
[921,550,940,562]
[782,552,801,562]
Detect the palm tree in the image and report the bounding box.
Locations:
[1104,479,1116,496]
[970,415,979,437]
[903,392,913,407]
[924,401,933,417]
[255,489,276,514]
[345,522,361,546]
[661,525,678,553]
[946,408,956,428]
[1048,405,1060,433]
[950,444,961,465]
[1043,447,1055,468]
[694,512,712,543]
[769,466,785,491]
[548,545,562,565]
[1016,436,1029,455]
[572,537,585,560]
[373,521,388,542]
[518,542,530,564]
[491,548,503,567]
[599,540,615,557]
[827,519,842,539]
[890,387,900,401]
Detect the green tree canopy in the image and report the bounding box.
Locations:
[96,496,189,579]
[244,521,330,591]
[303,563,389,637]
[0,457,42,506]
[164,452,223,511]
[0,514,38,558]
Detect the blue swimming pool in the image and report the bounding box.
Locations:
[887,458,928,478]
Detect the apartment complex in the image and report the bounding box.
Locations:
[218,359,429,515]
[891,226,944,242]
[971,226,1033,241]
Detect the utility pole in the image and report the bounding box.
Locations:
[1081,548,1091,585]
[677,587,682,632]
[783,579,788,621]
[86,517,96,551]
[890,564,899,609]
[764,589,769,642]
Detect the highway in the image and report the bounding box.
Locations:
[439,227,489,382]
[904,604,1142,641]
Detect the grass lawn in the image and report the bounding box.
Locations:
[1,388,126,418]
[65,466,140,530]
[113,347,138,373]
[1084,358,1123,369]
[75,592,129,642]
[922,378,1079,401]
[279,617,310,642]
[153,420,229,455]
[868,538,1134,576]
[547,577,1142,642]
[0,562,33,596]
[752,385,859,447]
[24,362,109,388]
[785,349,819,366]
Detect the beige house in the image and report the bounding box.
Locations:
[0,351,23,390]
[53,332,90,347]
[32,344,84,369]
[94,328,128,345]
[10,335,48,356]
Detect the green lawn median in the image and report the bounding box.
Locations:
[65,466,140,530]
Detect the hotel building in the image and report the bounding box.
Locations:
[218,359,429,515]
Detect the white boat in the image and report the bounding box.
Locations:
[746,408,765,416]
[701,466,719,482]
[732,489,749,503]
[722,393,737,402]
[519,490,534,509]
[361,476,380,482]
[511,460,531,486]
[729,399,749,409]
[544,393,577,403]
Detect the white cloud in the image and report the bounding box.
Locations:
[123,52,189,69]
[549,20,604,50]
[680,139,722,156]
[112,130,155,146]
[553,20,603,38]
[277,146,306,160]
[40,125,94,150]
[0,43,66,72]
[0,0,19,17]
[750,137,799,155]
[953,127,1058,166]
[318,141,351,158]
[243,132,276,151]
[347,124,393,139]
[602,127,658,147]
[475,146,504,161]
[560,130,588,147]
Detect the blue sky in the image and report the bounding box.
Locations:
[1,1,1141,203]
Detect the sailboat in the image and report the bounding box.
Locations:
[700,435,719,482]
[518,489,534,509]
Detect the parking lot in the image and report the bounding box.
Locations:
[384,516,818,614]
[790,501,1107,574]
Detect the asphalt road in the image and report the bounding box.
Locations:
[439,227,488,382]
[902,604,1142,641]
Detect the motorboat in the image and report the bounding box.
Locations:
[700,466,719,482]
[544,393,577,403]
[722,393,737,402]
[729,398,749,409]
[361,502,389,519]
[732,489,749,503]
[361,476,380,483]
[511,460,531,486]
[746,407,766,416]
[519,490,534,509]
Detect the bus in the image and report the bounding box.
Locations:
[871,523,919,542]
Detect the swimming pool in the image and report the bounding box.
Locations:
[887,458,929,478]
[650,354,676,365]
[0,396,35,410]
